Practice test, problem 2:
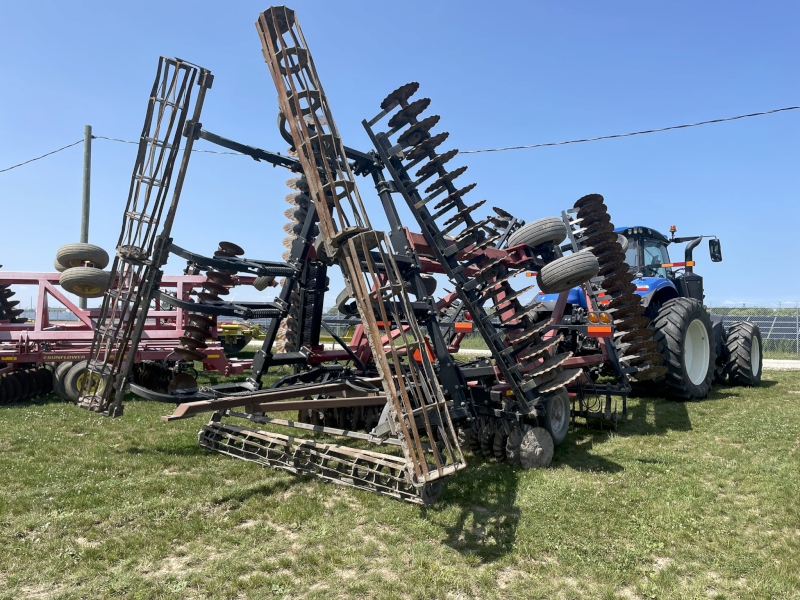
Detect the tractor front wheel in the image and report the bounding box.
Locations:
[653,298,715,399]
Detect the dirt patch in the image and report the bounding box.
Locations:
[653,556,673,572]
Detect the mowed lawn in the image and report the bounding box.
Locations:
[1,371,799,599]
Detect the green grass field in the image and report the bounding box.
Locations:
[1,371,799,599]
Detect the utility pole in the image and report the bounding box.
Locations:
[79,125,92,310]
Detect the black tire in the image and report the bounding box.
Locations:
[653,298,715,399]
[56,243,109,270]
[36,367,53,394]
[508,217,567,250]
[59,267,109,298]
[536,251,599,294]
[336,287,358,317]
[53,361,74,401]
[493,427,508,462]
[726,322,763,386]
[540,387,570,446]
[479,419,496,457]
[63,360,109,403]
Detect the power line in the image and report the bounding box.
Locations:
[93,136,244,155]
[460,106,800,154]
[2,105,797,173]
[0,139,83,173]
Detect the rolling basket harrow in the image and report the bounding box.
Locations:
[67,5,662,504]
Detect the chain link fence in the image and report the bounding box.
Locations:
[709,305,800,357]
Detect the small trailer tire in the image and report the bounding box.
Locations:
[60,267,109,298]
[56,243,110,270]
[536,251,600,294]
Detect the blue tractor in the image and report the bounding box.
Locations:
[526,221,763,400]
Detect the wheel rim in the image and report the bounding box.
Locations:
[76,371,105,396]
[685,318,710,386]
[751,334,761,377]
[74,283,102,294]
[549,395,568,434]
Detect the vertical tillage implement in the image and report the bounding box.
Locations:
[203,6,467,501]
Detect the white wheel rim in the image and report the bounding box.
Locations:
[751,334,760,377]
[551,396,567,433]
[685,319,710,386]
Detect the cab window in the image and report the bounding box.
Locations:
[641,239,670,278]
[623,239,639,274]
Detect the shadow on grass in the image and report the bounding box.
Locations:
[125,443,207,457]
[2,392,69,409]
[422,460,521,563]
[553,428,625,473]
[212,477,300,505]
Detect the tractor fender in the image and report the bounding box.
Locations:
[635,277,678,307]
[536,287,585,311]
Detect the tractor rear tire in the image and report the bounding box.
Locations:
[536,251,599,294]
[540,387,570,446]
[653,298,715,400]
[508,217,567,251]
[60,267,109,298]
[56,243,110,270]
[725,321,763,386]
[54,259,68,273]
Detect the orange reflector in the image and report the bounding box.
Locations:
[588,312,600,324]
[526,272,534,277]
[376,321,392,329]
[454,322,473,333]
[588,326,612,338]
[686,260,695,267]
[412,340,435,364]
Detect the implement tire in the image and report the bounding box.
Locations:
[56,243,109,270]
[540,387,570,446]
[60,267,109,298]
[63,360,109,403]
[53,361,74,401]
[726,321,763,386]
[536,251,599,294]
[653,298,715,399]
[508,217,567,251]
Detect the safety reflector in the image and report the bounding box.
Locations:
[587,326,612,338]
[454,322,474,333]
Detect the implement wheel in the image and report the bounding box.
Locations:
[536,251,599,294]
[56,243,109,270]
[653,298,715,399]
[508,217,567,251]
[726,321,763,386]
[60,267,109,298]
[540,387,570,446]
[63,360,109,403]
[53,361,74,401]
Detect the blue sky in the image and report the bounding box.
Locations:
[1,1,798,308]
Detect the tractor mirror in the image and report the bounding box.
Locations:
[709,238,722,262]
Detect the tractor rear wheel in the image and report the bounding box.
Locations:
[725,321,763,386]
[653,298,715,399]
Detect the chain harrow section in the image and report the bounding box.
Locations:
[568,194,667,382]
[364,84,581,415]
[255,6,465,489]
[199,419,442,505]
[77,57,213,415]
